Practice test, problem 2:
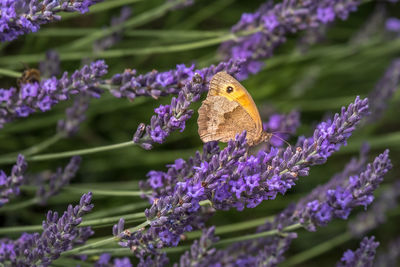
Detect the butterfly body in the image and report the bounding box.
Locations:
[197,72,271,146]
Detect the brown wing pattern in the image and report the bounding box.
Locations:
[197,95,261,145]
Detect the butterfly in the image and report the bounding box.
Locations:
[197,72,271,146]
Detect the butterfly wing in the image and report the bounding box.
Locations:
[209,72,263,134]
[197,95,261,145]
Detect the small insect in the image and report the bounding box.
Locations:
[17,67,41,88]
[197,72,271,146]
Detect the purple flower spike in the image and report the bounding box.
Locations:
[94,252,133,267]
[337,236,379,267]
[263,110,300,147]
[292,149,391,231]
[374,236,400,267]
[386,17,400,32]
[0,60,107,128]
[367,58,400,122]
[0,154,27,207]
[94,6,132,52]
[0,193,94,266]
[133,60,244,149]
[36,156,82,205]
[39,50,61,78]
[129,96,370,259]
[0,0,101,42]
[220,0,361,79]
[349,181,400,236]
[57,94,90,137]
[202,216,297,266]
[174,227,219,267]
[110,59,243,101]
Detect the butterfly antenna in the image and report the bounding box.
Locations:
[270,133,292,150]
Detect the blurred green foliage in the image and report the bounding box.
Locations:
[0,0,400,266]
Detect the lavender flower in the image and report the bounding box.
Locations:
[296,25,327,54]
[141,96,369,206]
[109,59,243,101]
[119,96,369,260]
[132,60,243,149]
[211,145,388,267]
[337,236,379,267]
[35,156,82,205]
[291,149,391,231]
[374,236,400,267]
[174,227,219,267]
[94,253,133,267]
[0,192,94,266]
[0,60,107,128]
[349,181,400,236]
[39,50,61,78]
[0,154,27,207]
[57,94,90,137]
[386,17,400,32]
[113,205,214,265]
[203,212,297,267]
[0,0,101,42]
[93,7,132,52]
[366,58,400,122]
[220,0,361,79]
[350,5,386,46]
[263,110,300,147]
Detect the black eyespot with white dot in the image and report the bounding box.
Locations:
[226,86,234,93]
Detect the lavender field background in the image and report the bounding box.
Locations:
[1,0,400,266]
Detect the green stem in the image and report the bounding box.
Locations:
[64,186,148,197]
[0,198,38,213]
[85,202,149,220]
[282,232,352,267]
[62,221,150,256]
[0,211,146,234]
[0,134,63,165]
[186,216,272,240]
[215,223,302,247]
[36,28,227,39]
[0,34,234,65]
[63,0,184,50]
[60,0,145,20]
[25,141,135,162]
[0,68,21,78]
[178,0,236,30]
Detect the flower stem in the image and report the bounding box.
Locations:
[282,232,352,267]
[26,141,135,162]
[64,186,148,197]
[0,134,63,165]
[0,198,39,213]
[61,0,145,20]
[85,202,149,220]
[215,223,302,247]
[0,211,146,234]
[186,216,273,240]
[0,34,235,65]
[37,28,227,39]
[62,0,185,50]
[0,68,21,78]
[62,221,150,256]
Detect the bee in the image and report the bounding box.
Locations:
[17,67,41,88]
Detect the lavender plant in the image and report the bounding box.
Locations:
[0,192,94,266]
[0,0,400,266]
[0,0,101,42]
[336,236,379,267]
